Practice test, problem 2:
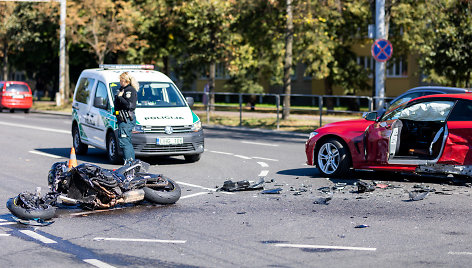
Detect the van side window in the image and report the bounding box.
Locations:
[75,77,95,104]
[93,81,109,110]
[448,100,472,121]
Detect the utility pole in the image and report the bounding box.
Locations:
[375,0,385,109]
[57,0,66,106]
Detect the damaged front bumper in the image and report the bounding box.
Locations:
[416,164,472,177]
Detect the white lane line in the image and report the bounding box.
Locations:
[176,181,235,195]
[0,219,6,222]
[448,252,472,255]
[0,222,16,226]
[252,156,278,162]
[94,237,186,244]
[180,192,209,199]
[209,150,234,155]
[259,170,269,177]
[0,234,11,237]
[234,154,251,160]
[257,162,269,168]
[242,141,279,147]
[273,243,376,251]
[69,207,126,216]
[20,230,57,244]
[0,121,70,134]
[83,259,116,268]
[29,150,63,159]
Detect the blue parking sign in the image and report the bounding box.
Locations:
[371,39,393,62]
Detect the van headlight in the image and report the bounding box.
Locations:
[191,121,202,132]
[132,124,144,134]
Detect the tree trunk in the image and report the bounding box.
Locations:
[65,47,70,101]
[209,62,216,111]
[163,56,170,76]
[282,0,293,120]
[2,42,8,80]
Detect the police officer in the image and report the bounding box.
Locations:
[114,72,138,164]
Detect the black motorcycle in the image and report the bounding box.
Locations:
[7,160,181,221]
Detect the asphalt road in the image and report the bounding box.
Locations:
[1,111,472,267]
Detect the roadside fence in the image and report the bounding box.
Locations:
[182,91,392,130]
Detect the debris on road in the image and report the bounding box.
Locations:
[354,224,369,228]
[356,181,375,193]
[313,194,332,205]
[261,188,283,194]
[217,178,265,192]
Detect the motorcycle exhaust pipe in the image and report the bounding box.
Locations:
[122,189,145,203]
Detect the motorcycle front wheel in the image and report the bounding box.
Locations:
[7,195,56,220]
[143,176,181,204]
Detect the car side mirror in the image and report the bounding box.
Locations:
[363,111,378,121]
[186,97,194,107]
[94,97,108,110]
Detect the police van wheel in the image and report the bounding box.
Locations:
[184,154,201,163]
[107,133,121,164]
[72,125,88,155]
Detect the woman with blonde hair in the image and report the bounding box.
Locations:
[114,71,138,164]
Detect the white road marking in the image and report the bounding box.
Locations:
[83,259,116,268]
[180,192,209,199]
[69,207,126,216]
[29,150,63,159]
[0,222,16,226]
[20,230,57,244]
[242,141,279,147]
[234,154,251,160]
[259,170,269,177]
[273,243,377,251]
[176,181,235,195]
[209,150,234,155]
[94,237,186,244]
[0,121,70,134]
[257,162,269,168]
[0,234,11,237]
[252,156,278,162]
[448,252,472,255]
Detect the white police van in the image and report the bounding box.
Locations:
[72,64,204,164]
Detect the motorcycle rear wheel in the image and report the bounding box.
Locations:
[7,196,56,220]
[143,177,181,204]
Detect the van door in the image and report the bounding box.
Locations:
[72,77,96,146]
[86,81,113,149]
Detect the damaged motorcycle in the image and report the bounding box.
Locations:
[6,160,181,221]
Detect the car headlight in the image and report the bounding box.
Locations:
[132,124,144,134]
[308,131,318,140]
[191,120,202,132]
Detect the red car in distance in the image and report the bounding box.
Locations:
[305,93,472,179]
[0,81,33,113]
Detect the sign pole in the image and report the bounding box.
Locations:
[375,0,385,109]
[57,0,66,106]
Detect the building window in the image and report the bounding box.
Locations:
[357,56,408,78]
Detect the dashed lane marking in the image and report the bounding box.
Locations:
[0,234,11,237]
[209,150,234,155]
[0,222,17,226]
[0,121,70,134]
[180,192,209,199]
[234,154,251,160]
[20,230,57,244]
[448,252,472,255]
[257,162,269,168]
[241,141,279,147]
[252,156,278,162]
[94,237,186,244]
[83,259,116,268]
[176,181,234,194]
[259,170,269,177]
[29,150,63,159]
[273,243,376,251]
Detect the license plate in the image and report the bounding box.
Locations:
[12,95,24,99]
[156,137,183,145]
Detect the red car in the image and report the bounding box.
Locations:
[0,81,33,113]
[305,93,472,178]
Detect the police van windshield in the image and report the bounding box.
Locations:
[109,82,187,108]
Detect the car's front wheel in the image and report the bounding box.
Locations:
[315,138,350,177]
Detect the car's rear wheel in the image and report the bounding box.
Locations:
[316,138,350,177]
[72,125,88,155]
[107,132,122,164]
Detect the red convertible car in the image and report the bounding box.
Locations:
[305,93,472,178]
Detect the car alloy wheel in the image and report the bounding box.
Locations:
[316,138,350,177]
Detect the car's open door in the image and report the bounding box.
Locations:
[365,119,403,164]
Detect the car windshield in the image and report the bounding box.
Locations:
[6,83,29,92]
[381,100,455,122]
[109,82,187,108]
